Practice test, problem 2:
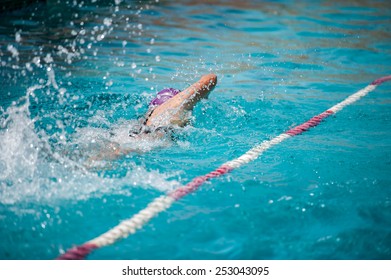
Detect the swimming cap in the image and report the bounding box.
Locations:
[149,88,181,106]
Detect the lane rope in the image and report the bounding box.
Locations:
[57,75,391,260]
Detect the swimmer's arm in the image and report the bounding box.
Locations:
[146,73,217,127]
[85,143,141,164]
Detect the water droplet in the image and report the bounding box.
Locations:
[32,57,41,67]
[7,45,19,60]
[25,63,33,72]
[103,18,112,27]
[15,32,21,43]
[97,34,105,41]
[44,53,53,64]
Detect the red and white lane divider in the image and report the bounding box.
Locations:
[57,75,391,260]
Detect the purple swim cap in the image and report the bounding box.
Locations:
[149,88,181,106]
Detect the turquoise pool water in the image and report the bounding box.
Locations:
[1,0,391,260]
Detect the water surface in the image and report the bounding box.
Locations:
[0,0,390,259]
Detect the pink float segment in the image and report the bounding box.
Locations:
[285,110,334,136]
[371,75,391,85]
[56,243,98,260]
[169,165,233,200]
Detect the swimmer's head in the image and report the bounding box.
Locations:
[149,88,181,106]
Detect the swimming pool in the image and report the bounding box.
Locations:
[1,0,390,260]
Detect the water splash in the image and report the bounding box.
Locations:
[0,87,39,186]
[0,0,187,211]
[0,87,180,207]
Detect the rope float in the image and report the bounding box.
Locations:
[57,75,391,260]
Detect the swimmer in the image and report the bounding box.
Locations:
[131,73,217,136]
[91,73,217,161]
